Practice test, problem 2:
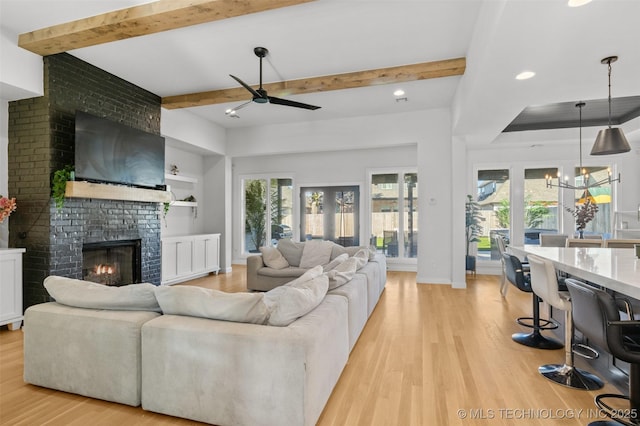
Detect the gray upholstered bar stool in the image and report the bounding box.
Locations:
[566,278,640,426]
[528,254,604,390]
[503,253,562,349]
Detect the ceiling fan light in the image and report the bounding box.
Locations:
[590,127,631,155]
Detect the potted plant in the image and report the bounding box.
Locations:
[465,194,485,273]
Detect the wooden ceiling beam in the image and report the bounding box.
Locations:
[162,57,466,109]
[18,0,316,56]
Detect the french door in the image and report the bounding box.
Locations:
[300,186,360,246]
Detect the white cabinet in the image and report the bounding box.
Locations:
[0,248,25,330]
[162,234,220,285]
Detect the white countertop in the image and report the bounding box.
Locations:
[509,245,640,299]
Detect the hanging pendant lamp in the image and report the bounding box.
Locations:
[546,102,621,190]
[591,56,631,155]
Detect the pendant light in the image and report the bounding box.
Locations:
[546,102,621,190]
[590,56,631,155]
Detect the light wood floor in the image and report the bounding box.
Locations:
[0,269,626,425]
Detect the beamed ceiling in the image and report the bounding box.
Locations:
[2,0,640,145]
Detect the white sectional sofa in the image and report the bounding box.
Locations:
[23,245,386,426]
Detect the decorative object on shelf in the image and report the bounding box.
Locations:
[52,165,74,210]
[591,56,631,156]
[565,197,599,238]
[0,195,17,223]
[546,102,621,190]
[465,194,485,274]
[170,164,179,175]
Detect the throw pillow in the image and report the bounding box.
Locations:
[264,265,328,326]
[43,275,161,312]
[323,253,348,272]
[299,240,334,269]
[154,286,269,324]
[276,238,305,267]
[259,246,289,270]
[326,257,359,290]
[353,248,370,268]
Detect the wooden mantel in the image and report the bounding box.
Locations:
[65,181,171,203]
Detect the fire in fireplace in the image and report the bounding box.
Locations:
[82,240,142,286]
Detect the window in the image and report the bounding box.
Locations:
[477,169,509,260]
[572,166,612,238]
[524,168,558,244]
[242,176,294,254]
[300,186,360,246]
[371,171,417,259]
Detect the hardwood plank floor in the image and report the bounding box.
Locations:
[0,269,625,425]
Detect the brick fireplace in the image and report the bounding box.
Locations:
[7,53,163,309]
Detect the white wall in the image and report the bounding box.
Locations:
[228,108,456,285]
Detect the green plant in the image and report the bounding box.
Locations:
[245,180,267,250]
[52,165,74,210]
[465,194,485,257]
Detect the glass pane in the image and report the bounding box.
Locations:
[403,173,418,258]
[371,174,399,257]
[244,179,267,253]
[304,191,324,240]
[572,166,612,238]
[270,178,293,246]
[335,190,356,246]
[477,169,509,260]
[524,168,558,245]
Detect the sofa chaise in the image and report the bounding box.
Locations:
[23,244,386,426]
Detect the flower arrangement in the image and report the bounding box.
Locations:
[566,198,599,231]
[0,195,17,223]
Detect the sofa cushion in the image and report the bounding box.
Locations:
[332,244,376,261]
[264,266,328,326]
[323,253,348,272]
[259,246,289,270]
[276,238,305,267]
[43,276,161,312]
[299,240,334,268]
[154,286,269,324]
[326,257,359,289]
[353,248,370,268]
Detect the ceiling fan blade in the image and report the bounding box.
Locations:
[268,96,321,110]
[229,74,262,99]
[225,100,252,117]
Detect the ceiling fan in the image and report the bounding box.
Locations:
[226,47,321,117]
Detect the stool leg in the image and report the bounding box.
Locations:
[538,308,604,390]
[512,295,563,350]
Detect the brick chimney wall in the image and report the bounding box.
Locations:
[8,53,163,309]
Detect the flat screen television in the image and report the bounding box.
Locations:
[74,111,165,189]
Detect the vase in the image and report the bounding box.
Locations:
[578,230,584,239]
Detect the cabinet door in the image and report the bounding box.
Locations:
[0,254,21,323]
[204,235,220,271]
[176,241,193,276]
[192,237,207,274]
[161,241,178,282]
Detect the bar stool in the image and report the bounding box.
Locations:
[566,278,640,426]
[528,254,604,390]
[503,253,562,349]
[496,236,528,297]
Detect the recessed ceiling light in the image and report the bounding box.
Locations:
[393,89,405,97]
[568,0,592,7]
[515,71,536,80]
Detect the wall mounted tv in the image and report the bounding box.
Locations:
[74,111,165,189]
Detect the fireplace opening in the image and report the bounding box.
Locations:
[82,239,142,286]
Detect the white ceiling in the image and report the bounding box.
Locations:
[1,0,639,146]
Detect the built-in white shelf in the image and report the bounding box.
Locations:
[165,174,198,184]
[170,201,198,207]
